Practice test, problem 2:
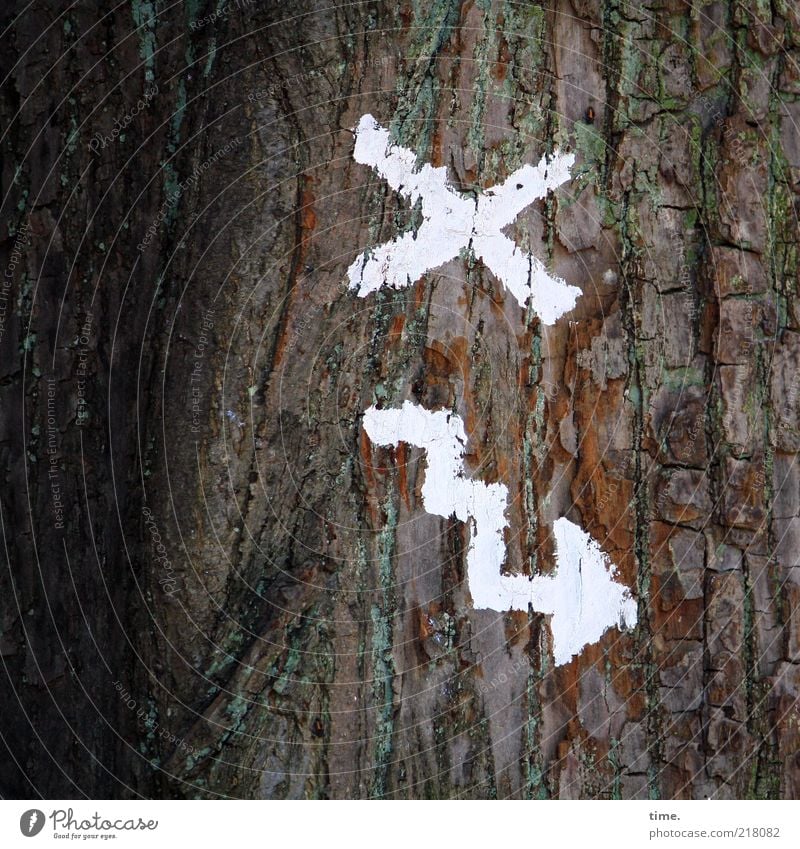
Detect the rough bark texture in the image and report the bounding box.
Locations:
[1,0,799,799]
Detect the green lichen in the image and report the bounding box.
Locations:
[389,0,459,159]
[608,738,622,799]
[465,1,493,169]
[573,120,607,172]
[370,488,398,797]
[661,366,706,391]
[370,600,394,796]
[616,180,665,797]
[271,646,301,696]
[523,659,548,798]
[130,1,157,84]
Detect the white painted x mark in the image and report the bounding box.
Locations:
[347,114,581,324]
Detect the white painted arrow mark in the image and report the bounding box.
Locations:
[363,402,638,665]
[347,114,581,324]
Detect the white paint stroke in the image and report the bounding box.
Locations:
[363,401,638,665]
[347,114,581,324]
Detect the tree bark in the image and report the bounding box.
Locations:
[1,0,799,799]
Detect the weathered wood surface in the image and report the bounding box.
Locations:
[1,0,799,798]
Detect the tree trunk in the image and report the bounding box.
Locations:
[1,0,799,799]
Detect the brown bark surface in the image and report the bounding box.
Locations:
[1,0,799,799]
